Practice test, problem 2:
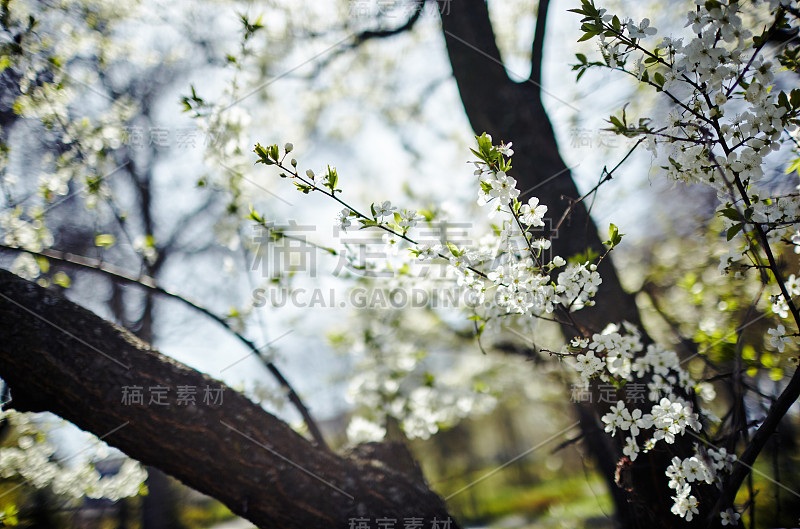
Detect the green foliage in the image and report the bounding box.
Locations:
[323,165,340,194]
[605,106,651,138]
[470,133,512,173]
[94,234,115,247]
[568,248,600,265]
[181,85,206,116]
[604,223,623,248]
[0,505,18,527]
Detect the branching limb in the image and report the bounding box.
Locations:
[0,244,329,449]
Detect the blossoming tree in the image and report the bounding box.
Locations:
[2,0,800,528]
[250,0,800,525]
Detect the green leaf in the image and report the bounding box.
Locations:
[726,223,743,241]
[784,157,800,177]
[325,165,339,191]
[446,242,462,257]
[53,271,71,288]
[358,219,379,229]
[253,143,273,165]
[606,223,623,246]
[778,90,790,110]
[419,208,435,221]
[718,207,741,221]
[35,256,49,273]
[568,247,600,265]
[95,234,115,247]
[293,182,313,194]
[248,206,263,223]
[476,133,492,157]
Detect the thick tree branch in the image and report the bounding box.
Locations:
[0,268,457,529]
[528,0,550,88]
[435,0,511,137]
[0,244,328,449]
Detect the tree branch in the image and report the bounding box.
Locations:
[435,0,511,136]
[0,268,457,529]
[0,244,328,449]
[528,0,550,88]
[351,1,425,46]
[711,365,800,522]
[312,1,426,76]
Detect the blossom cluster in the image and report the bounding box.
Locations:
[565,321,739,522]
[575,0,800,276]
[0,410,147,501]
[338,312,500,442]
[568,0,800,522]
[412,134,603,324]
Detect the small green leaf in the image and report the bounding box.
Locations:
[778,90,790,109]
[95,234,115,247]
[726,223,743,241]
[718,207,741,221]
[253,143,273,165]
[53,271,71,288]
[249,206,263,223]
[359,219,379,229]
[325,165,338,191]
[293,182,313,194]
[784,157,800,177]
[606,223,623,246]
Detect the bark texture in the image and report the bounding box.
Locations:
[0,269,457,529]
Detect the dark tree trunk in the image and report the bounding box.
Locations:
[434,2,705,527]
